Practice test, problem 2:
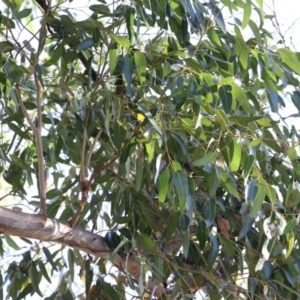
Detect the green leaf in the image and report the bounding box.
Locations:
[181,231,190,258]
[285,232,294,259]
[208,2,226,33]
[165,212,179,242]
[126,7,135,45]
[219,85,233,114]
[207,233,219,271]
[263,129,283,153]
[188,242,201,263]
[238,214,255,240]
[228,138,241,172]
[235,26,248,69]
[109,48,118,73]
[10,154,34,172]
[29,262,42,297]
[283,217,297,234]
[109,33,130,48]
[287,147,297,161]
[135,157,143,191]
[242,0,252,29]
[197,220,207,250]
[219,235,235,257]
[16,8,31,19]
[152,256,164,282]
[285,187,300,208]
[249,138,261,148]
[243,155,254,179]
[256,117,276,128]
[265,184,277,205]
[134,51,146,83]
[113,120,126,150]
[44,43,63,66]
[76,38,95,51]
[229,116,262,123]
[137,233,158,252]
[137,104,162,135]
[207,27,222,46]
[173,171,188,212]
[278,48,300,75]
[4,235,20,250]
[0,41,16,52]
[89,4,110,14]
[123,52,134,95]
[38,260,51,284]
[192,152,217,167]
[158,168,170,203]
[247,179,258,202]
[205,198,216,227]
[179,214,190,233]
[185,58,203,73]
[291,91,300,113]
[43,247,57,271]
[85,259,93,296]
[248,20,262,44]
[250,184,266,217]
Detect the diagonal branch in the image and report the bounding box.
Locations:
[85,126,104,171]
[0,205,165,297]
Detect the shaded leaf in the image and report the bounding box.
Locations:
[76,38,95,51]
[173,171,188,212]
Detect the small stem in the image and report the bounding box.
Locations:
[15,82,46,216]
[69,138,132,227]
[16,84,38,136]
[80,126,87,183]
[85,126,104,169]
[68,182,89,227]
[88,137,132,186]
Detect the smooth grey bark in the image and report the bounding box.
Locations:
[0,206,111,257]
[0,205,165,297]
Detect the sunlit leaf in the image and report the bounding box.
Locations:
[134,51,146,83]
[228,138,241,172]
[250,184,266,217]
[192,153,217,167]
[158,168,170,203]
[242,0,252,29]
[278,48,300,75]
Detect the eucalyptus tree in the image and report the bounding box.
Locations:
[1,0,300,299]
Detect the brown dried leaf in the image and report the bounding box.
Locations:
[217,217,230,238]
[89,285,98,299]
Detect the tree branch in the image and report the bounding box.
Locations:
[33,72,47,216]
[80,126,87,183]
[15,83,46,216]
[85,126,104,170]
[0,206,165,297]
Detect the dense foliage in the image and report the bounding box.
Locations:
[1,0,300,299]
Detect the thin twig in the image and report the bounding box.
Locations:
[15,82,46,216]
[16,85,38,135]
[80,126,87,183]
[88,138,132,185]
[85,126,104,169]
[33,21,47,216]
[69,138,132,227]
[14,18,47,216]
[34,74,47,215]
